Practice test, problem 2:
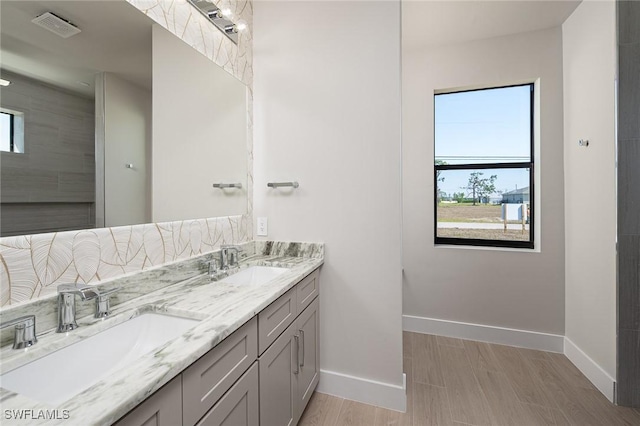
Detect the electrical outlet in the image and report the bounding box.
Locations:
[257,217,268,236]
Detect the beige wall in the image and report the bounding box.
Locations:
[152,25,248,223]
[402,27,566,335]
[563,0,617,378]
[253,0,404,410]
[104,73,151,227]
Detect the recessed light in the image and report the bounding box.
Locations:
[76,81,91,87]
[0,78,11,87]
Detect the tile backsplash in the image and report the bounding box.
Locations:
[0,216,250,306]
[0,0,254,307]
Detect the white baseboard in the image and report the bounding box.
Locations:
[316,369,407,412]
[403,314,564,353]
[564,337,616,402]
[402,315,616,403]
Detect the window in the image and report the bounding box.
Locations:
[434,84,534,249]
[0,109,25,153]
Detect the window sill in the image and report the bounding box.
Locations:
[434,244,540,254]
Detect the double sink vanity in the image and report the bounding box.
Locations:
[0,241,323,426]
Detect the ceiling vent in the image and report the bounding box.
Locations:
[31,12,81,39]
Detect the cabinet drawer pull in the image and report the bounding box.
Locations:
[293,334,300,374]
[299,329,305,367]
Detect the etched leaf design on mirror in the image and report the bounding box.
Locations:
[99,226,143,266]
[0,253,11,306]
[31,233,73,287]
[1,237,37,305]
[157,222,176,261]
[97,262,125,281]
[143,223,166,266]
[171,221,191,260]
[189,220,203,255]
[73,231,101,283]
[124,227,144,263]
[99,228,127,266]
[204,217,223,251]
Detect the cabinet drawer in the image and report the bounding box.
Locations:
[183,317,258,426]
[296,269,319,314]
[115,375,182,426]
[196,362,259,426]
[258,287,297,355]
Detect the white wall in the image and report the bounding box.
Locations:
[104,72,151,227]
[152,25,248,223]
[563,0,617,386]
[253,1,405,411]
[402,28,566,337]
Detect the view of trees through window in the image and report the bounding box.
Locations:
[434,84,534,248]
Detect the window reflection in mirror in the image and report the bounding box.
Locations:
[0,1,248,237]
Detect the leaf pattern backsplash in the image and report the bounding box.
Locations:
[0,215,250,306]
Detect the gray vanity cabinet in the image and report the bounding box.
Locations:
[183,317,258,426]
[295,270,319,314]
[294,297,320,423]
[258,286,297,354]
[259,291,320,426]
[115,376,182,426]
[259,320,298,426]
[114,268,320,426]
[195,362,259,426]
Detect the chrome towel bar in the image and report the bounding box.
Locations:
[267,181,299,188]
[213,183,242,189]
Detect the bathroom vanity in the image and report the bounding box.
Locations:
[0,242,323,426]
[117,269,320,426]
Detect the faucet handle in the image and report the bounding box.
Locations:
[0,315,37,349]
[95,288,119,318]
[57,283,80,293]
[209,259,219,279]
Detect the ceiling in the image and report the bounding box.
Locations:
[403,0,582,50]
[0,0,153,97]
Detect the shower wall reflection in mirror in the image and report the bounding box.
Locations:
[0,0,248,237]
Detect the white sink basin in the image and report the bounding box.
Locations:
[222,266,289,286]
[0,312,199,405]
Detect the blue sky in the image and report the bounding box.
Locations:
[435,85,531,196]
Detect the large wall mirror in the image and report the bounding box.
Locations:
[0,0,248,237]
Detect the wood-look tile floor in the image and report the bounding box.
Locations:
[299,332,640,426]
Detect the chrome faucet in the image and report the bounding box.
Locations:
[208,258,219,279]
[0,315,37,349]
[94,288,119,318]
[57,284,101,333]
[220,245,243,270]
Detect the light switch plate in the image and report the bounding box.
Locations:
[257,217,268,236]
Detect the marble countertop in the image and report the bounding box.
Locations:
[0,249,323,425]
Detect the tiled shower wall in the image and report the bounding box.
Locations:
[0,0,254,307]
[617,0,640,408]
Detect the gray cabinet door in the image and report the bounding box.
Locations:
[115,376,182,426]
[258,287,297,355]
[259,321,297,426]
[294,297,320,424]
[296,269,319,314]
[195,362,259,426]
[183,317,258,426]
